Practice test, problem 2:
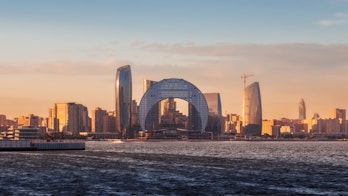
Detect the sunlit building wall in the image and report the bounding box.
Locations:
[17,114,40,128]
[54,103,89,135]
[115,65,132,138]
[224,114,242,133]
[299,99,306,120]
[243,82,262,135]
[262,119,274,136]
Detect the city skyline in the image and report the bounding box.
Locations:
[1,0,348,119]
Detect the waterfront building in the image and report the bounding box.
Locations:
[115,65,132,138]
[103,111,117,133]
[48,108,59,133]
[91,107,107,133]
[331,108,347,133]
[299,99,306,120]
[225,114,242,133]
[14,127,39,140]
[138,78,208,132]
[262,119,274,136]
[280,125,293,134]
[54,103,89,135]
[204,93,223,135]
[243,82,262,135]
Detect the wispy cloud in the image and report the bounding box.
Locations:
[318,19,346,26]
[318,12,348,26]
[135,42,348,70]
[0,59,122,75]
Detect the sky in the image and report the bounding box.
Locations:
[1,0,348,120]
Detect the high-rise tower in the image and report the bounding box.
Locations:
[115,65,132,138]
[299,99,306,120]
[243,82,262,136]
[204,93,223,135]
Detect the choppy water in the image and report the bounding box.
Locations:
[1,141,347,195]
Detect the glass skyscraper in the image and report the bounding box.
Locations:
[115,65,132,138]
[204,93,223,135]
[243,82,262,136]
[299,99,306,120]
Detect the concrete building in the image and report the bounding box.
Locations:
[17,114,40,128]
[104,111,117,133]
[225,114,242,133]
[91,107,107,133]
[14,127,39,140]
[52,102,89,135]
[331,108,346,133]
[115,65,132,138]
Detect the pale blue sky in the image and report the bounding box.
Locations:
[1,0,348,119]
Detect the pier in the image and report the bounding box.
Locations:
[0,140,85,151]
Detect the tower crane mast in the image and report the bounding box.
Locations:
[241,73,254,89]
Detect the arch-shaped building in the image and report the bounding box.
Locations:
[138,78,208,132]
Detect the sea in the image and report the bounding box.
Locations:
[1,141,347,195]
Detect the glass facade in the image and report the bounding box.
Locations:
[299,99,306,120]
[115,65,132,137]
[204,93,223,135]
[138,78,208,132]
[243,82,262,135]
[143,80,160,131]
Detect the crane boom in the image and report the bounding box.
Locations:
[241,73,254,88]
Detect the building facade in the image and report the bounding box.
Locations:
[91,107,107,133]
[204,93,223,135]
[53,103,89,135]
[17,114,40,128]
[243,82,262,135]
[138,78,208,132]
[115,65,132,138]
[331,108,346,133]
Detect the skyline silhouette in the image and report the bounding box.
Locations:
[1,1,348,119]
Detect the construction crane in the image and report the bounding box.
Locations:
[241,73,254,89]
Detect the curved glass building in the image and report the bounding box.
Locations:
[299,99,306,120]
[115,65,132,137]
[243,82,262,135]
[138,78,208,132]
